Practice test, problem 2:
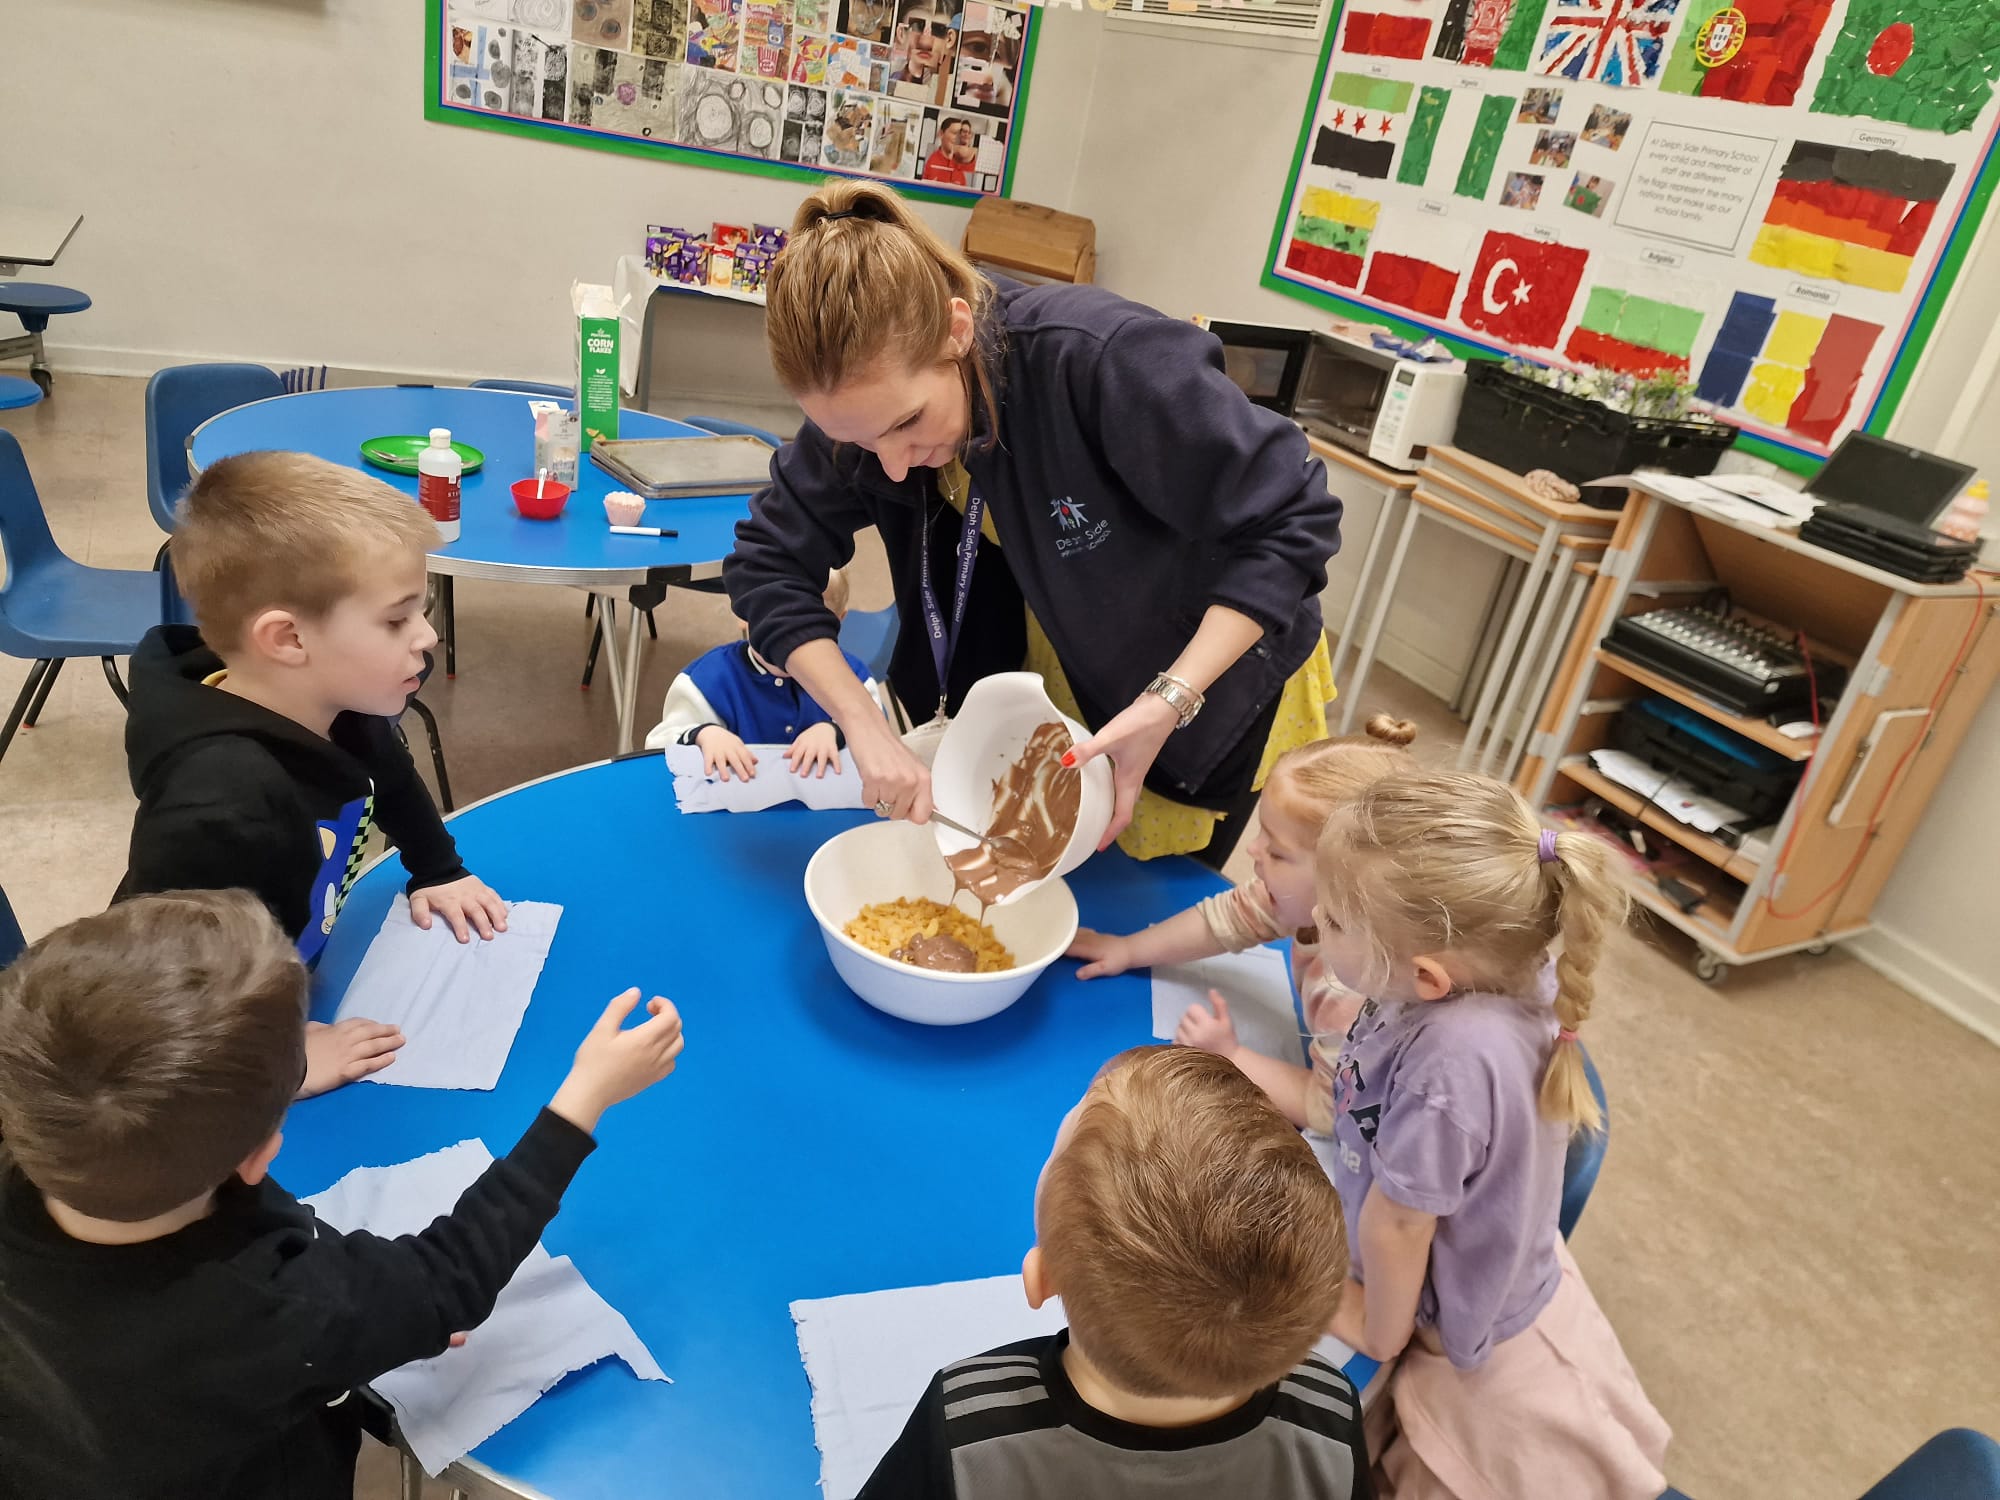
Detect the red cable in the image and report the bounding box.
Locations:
[1761,571,1989,922]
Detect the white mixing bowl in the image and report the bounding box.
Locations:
[803,819,1080,1025]
[929,672,1114,907]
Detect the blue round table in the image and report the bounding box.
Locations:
[281,757,1359,1497]
[187,387,760,750]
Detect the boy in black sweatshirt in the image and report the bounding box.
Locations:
[0,889,685,1500]
[119,450,509,1094]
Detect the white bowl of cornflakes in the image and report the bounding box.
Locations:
[804,819,1079,1025]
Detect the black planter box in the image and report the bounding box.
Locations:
[1451,361,1738,498]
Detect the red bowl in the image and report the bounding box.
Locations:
[511,478,571,520]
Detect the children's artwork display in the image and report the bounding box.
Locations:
[429,0,1036,201]
[1265,0,2000,467]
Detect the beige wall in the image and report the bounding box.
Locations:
[1854,221,2000,1041]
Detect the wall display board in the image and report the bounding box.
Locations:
[1263,0,2000,467]
[426,0,1038,201]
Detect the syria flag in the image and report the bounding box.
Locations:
[1456,231,1590,349]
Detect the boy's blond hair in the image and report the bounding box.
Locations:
[1316,771,1627,1133]
[172,451,439,651]
[0,891,307,1222]
[1262,713,1418,831]
[1039,1046,1348,1399]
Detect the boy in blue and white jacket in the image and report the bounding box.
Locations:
[644,568,884,781]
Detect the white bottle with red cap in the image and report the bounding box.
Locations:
[416,427,462,543]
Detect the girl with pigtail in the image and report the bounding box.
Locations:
[1182,769,1670,1497]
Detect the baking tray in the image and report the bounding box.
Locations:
[588,434,775,498]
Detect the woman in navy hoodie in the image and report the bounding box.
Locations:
[724,182,1345,867]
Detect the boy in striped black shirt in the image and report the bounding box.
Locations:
[860,1046,1370,1499]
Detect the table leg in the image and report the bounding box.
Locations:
[440,576,457,678]
[596,593,629,734]
[1327,485,1403,696]
[616,595,646,754]
[1451,558,1519,717]
[1457,523,1558,771]
[1505,564,1591,783]
[1478,545,1575,776]
[1338,497,1423,735]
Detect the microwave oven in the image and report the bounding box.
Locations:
[1200,319,1466,471]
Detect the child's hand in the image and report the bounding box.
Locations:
[1173,990,1241,1058]
[696,725,759,782]
[549,988,686,1134]
[1067,928,1137,980]
[785,722,842,779]
[299,1018,405,1097]
[411,876,510,943]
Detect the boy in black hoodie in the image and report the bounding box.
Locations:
[118,450,509,1094]
[0,889,686,1500]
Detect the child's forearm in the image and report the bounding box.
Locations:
[1352,1186,1438,1361]
[1122,906,1227,969]
[1224,1048,1315,1129]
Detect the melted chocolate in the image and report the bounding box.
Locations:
[890,932,979,973]
[944,721,1081,907]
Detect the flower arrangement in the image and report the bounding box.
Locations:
[1501,358,1717,423]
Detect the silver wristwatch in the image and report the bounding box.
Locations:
[1144,672,1205,729]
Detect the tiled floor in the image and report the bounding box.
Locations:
[4,376,1995,1499]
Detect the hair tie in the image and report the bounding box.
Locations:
[1557,1027,1579,1044]
[822,208,863,223]
[1537,829,1560,865]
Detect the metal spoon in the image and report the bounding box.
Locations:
[930,810,1036,871]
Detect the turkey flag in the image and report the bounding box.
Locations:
[1456,231,1591,349]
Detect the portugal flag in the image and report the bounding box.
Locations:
[1455,231,1590,349]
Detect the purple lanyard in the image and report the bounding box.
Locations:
[919,484,986,719]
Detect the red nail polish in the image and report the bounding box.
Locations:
[1060,750,1076,767]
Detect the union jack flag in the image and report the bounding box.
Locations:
[1535,0,1683,87]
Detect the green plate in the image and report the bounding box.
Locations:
[359,435,486,475]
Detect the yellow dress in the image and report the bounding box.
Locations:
[938,461,1338,860]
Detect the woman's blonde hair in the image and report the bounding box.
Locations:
[766,180,999,443]
[1316,771,1624,1133]
[1263,713,1418,828]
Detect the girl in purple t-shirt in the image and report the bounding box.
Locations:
[1306,770,1669,1500]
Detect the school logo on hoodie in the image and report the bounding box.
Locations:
[1050,496,1111,559]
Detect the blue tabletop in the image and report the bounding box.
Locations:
[187,387,758,580]
[278,758,1355,1497]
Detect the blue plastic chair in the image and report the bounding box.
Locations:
[1660,1427,2000,1500]
[840,604,899,684]
[1863,1430,2000,1500]
[1559,1044,1610,1240]
[0,881,23,971]
[684,413,785,447]
[0,430,164,766]
[145,363,284,533]
[469,378,574,399]
[0,375,43,411]
[0,282,91,396]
